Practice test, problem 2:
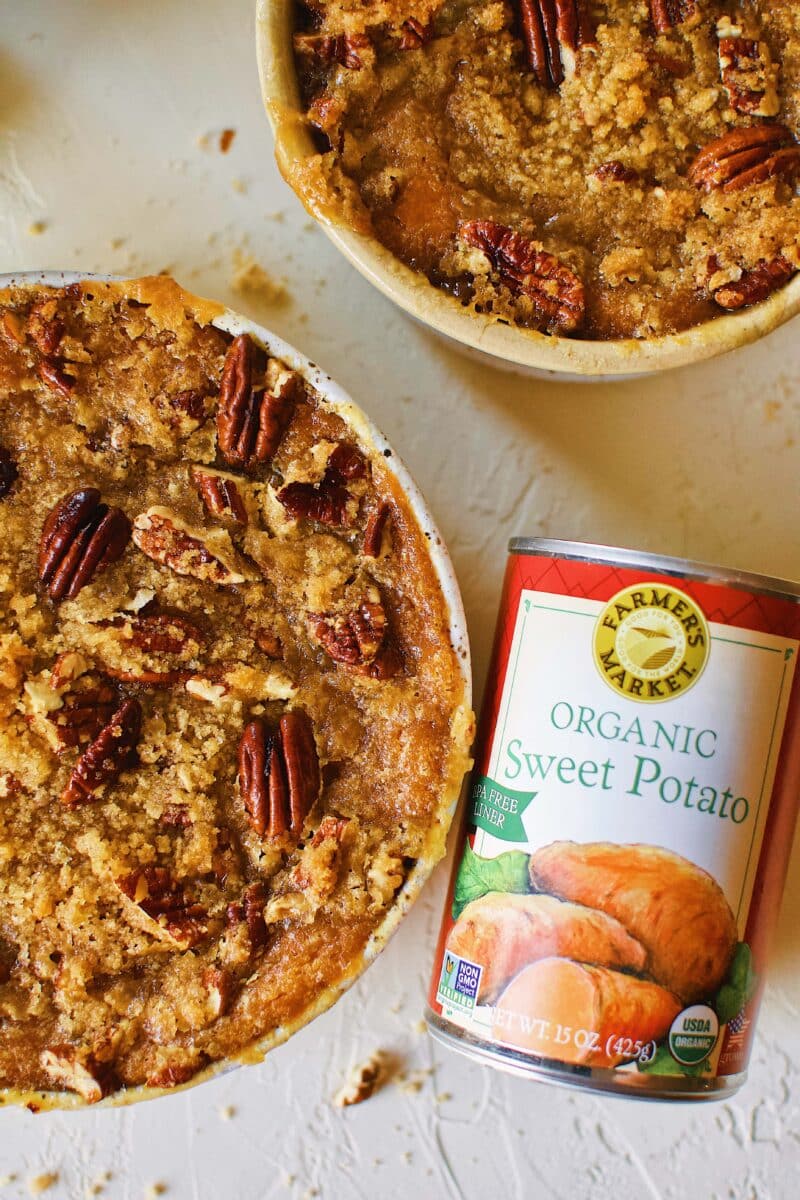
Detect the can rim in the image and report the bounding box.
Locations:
[509,538,800,603]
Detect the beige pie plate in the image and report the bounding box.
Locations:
[0,270,473,1110]
[256,0,800,379]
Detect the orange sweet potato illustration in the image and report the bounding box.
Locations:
[530,842,737,1003]
[492,958,681,1068]
[446,892,647,1003]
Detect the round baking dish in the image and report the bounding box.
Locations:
[0,270,473,1110]
[256,0,800,380]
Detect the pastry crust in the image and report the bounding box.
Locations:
[0,276,472,1108]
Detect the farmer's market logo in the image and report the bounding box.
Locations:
[593,584,709,704]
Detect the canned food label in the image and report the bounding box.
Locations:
[430,554,800,1085]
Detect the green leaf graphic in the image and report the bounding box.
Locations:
[714,941,758,1024]
[451,842,531,920]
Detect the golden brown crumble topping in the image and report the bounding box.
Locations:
[290,0,800,339]
[0,278,470,1104]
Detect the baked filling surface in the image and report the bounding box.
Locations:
[0,278,470,1103]
[291,0,800,339]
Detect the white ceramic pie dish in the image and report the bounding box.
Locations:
[255,0,800,380]
[0,269,473,1110]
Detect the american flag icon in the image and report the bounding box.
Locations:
[727,1010,751,1049]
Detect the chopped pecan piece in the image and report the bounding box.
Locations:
[132,507,248,585]
[0,445,18,499]
[38,487,132,601]
[717,16,779,117]
[517,0,594,87]
[146,1061,202,1089]
[203,966,235,1017]
[28,301,64,357]
[243,881,268,950]
[293,31,370,70]
[363,501,393,557]
[168,388,211,432]
[711,256,795,311]
[1,310,25,346]
[40,1046,114,1104]
[592,160,639,184]
[116,866,208,947]
[278,441,367,527]
[399,17,433,50]
[191,464,249,525]
[649,0,697,34]
[459,220,585,333]
[254,627,283,659]
[238,711,320,842]
[689,126,800,194]
[38,358,75,397]
[61,697,142,806]
[161,804,193,828]
[216,335,298,470]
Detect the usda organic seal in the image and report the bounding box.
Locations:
[668,1005,720,1066]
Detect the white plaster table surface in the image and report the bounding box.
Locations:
[2,3,800,1198]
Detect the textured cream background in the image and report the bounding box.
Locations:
[1,2,800,1197]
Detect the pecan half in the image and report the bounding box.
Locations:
[191,464,249,525]
[649,0,697,34]
[132,507,248,585]
[124,612,205,656]
[459,220,585,333]
[711,256,795,311]
[61,697,142,806]
[363,501,393,557]
[278,442,367,527]
[518,0,594,87]
[217,335,298,470]
[38,358,75,398]
[38,488,132,601]
[238,711,320,842]
[116,866,208,947]
[310,592,401,678]
[689,126,800,194]
[49,674,120,750]
[0,445,18,499]
[717,17,779,117]
[293,31,370,69]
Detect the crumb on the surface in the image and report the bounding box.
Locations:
[231,178,247,195]
[144,1185,167,1200]
[396,1067,433,1095]
[219,1104,236,1120]
[220,129,236,153]
[412,1018,427,1034]
[28,1174,58,1196]
[230,251,288,306]
[0,1175,17,1187]
[435,1091,453,1103]
[27,221,47,236]
[333,1051,387,1107]
[109,237,126,250]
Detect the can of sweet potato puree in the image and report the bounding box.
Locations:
[427,539,800,1100]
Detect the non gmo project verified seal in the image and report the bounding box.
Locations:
[437,952,482,1016]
